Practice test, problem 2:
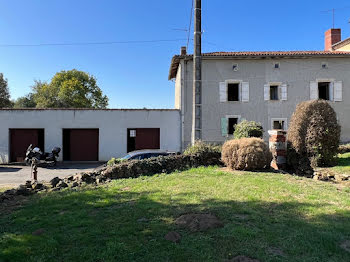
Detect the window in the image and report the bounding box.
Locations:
[228,117,238,135]
[232,63,238,71]
[227,83,239,101]
[270,85,279,100]
[274,63,280,69]
[318,82,330,100]
[272,119,287,130]
[321,62,328,69]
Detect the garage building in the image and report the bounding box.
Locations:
[0,109,181,164]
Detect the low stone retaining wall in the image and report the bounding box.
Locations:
[0,153,222,203]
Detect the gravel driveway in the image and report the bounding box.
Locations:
[0,163,104,188]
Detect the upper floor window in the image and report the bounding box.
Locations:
[310,80,343,102]
[318,82,330,100]
[270,85,279,100]
[264,83,287,101]
[228,83,239,101]
[219,81,249,102]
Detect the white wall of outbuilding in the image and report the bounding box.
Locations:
[0,109,181,164]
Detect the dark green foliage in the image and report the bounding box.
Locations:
[0,73,13,108]
[233,120,263,139]
[13,93,36,108]
[102,153,222,179]
[287,100,341,176]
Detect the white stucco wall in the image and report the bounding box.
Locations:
[177,57,350,147]
[0,109,181,164]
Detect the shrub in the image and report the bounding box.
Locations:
[287,100,341,175]
[101,154,222,180]
[184,140,221,156]
[221,137,272,171]
[107,157,126,166]
[233,120,263,139]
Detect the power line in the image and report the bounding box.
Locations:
[186,0,194,50]
[0,39,188,47]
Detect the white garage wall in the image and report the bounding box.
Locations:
[0,109,181,163]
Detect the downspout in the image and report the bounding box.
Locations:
[181,60,187,152]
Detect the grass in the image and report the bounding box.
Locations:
[1,167,350,262]
[332,153,350,174]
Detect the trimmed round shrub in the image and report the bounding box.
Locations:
[233,120,263,139]
[287,100,341,174]
[221,137,272,170]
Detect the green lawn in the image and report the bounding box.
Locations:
[332,153,350,174]
[1,167,350,262]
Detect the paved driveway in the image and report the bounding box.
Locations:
[0,163,104,187]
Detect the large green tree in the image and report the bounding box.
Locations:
[17,70,109,108]
[0,73,13,108]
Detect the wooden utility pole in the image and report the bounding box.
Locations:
[191,0,202,144]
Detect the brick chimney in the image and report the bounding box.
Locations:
[325,28,341,51]
[180,46,187,55]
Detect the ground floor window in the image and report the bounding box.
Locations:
[228,117,238,135]
[272,118,287,130]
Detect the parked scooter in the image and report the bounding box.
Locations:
[25,144,61,166]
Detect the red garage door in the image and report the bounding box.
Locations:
[127,128,160,152]
[63,129,99,161]
[10,129,44,162]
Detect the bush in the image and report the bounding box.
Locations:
[107,157,126,166]
[287,100,341,175]
[101,153,222,180]
[221,137,272,171]
[233,120,263,139]
[184,140,221,157]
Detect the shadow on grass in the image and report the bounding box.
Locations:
[336,156,350,167]
[1,187,350,262]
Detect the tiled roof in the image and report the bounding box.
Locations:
[168,50,350,79]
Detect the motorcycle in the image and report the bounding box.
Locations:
[25,144,61,166]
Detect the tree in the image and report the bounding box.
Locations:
[14,93,36,108]
[0,73,13,108]
[33,70,108,108]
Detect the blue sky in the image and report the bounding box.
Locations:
[0,0,350,108]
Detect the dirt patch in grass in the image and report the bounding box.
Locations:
[0,195,28,216]
[175,213,223,232]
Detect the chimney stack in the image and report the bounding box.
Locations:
[325,28,341,51]
[180,46,187,55]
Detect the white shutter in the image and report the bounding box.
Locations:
[329,82,334,101]
[334,81,343,102]
[281,84,287,101]
[264,84,270,100]
[219,82,227,102]
[241,82,249,102]
[310,81,318,100]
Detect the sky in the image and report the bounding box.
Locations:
[0,0,350,109]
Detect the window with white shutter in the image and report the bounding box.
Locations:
[241,82,249,102]
[334,81,343,102]
[219,82,227,102]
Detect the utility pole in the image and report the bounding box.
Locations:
[191,0,202,144]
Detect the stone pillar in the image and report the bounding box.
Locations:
[268,130,287,170]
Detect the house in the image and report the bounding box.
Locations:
[169,28,350,149]
[0,109,180,163]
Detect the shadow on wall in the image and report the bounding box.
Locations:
[1,187,349,261]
